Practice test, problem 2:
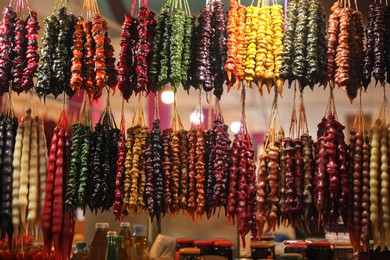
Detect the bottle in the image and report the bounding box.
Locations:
[105,231,118,260]
[130,224,148,260]
[89,223,109,260]
[71,242,89,260]
[119,222,131,258]
[117,236,128,260]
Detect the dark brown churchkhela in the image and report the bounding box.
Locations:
[151,120,164,222]
[118,14,134,100]
[211,0,227,99]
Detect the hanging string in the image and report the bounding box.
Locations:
[289,83,297,139]
[154,93,160,121]
[208,91,213,129]
[240,84,246,123]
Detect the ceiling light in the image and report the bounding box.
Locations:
[230,121,241,134]
[161,90,174,104]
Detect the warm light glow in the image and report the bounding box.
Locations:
[230,121,241,134]
[190,111,204,125]
[161,90,174,104]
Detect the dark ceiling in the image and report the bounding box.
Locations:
[101,0,371,25]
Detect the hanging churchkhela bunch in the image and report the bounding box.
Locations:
[11,107,47,240]
[65,96,93,212]
[224,0,246,90]
[363,1,390,89]
[36,2,76,99]
[186,94,208,221]
[274,88,316,233]
[324,1,364,101]
[211,0,227,99]
[256,87,284,237]
[42,110,74,259]
[227,86,257,247]
[347,92,370,253]
[67,0,117,100]
[249,2,285,95]
[163,96,188,218]
[122,97,148,216]
[314,88,347,234]
[369,92,390,251]
[205,100,231,219]
[0,1,40,95]
[191,0,228,99]
[117,0,156,100]
[87,93,119,214]
[280,0,327,91]
[148,0,193,94]
[0,96,18,245]
[144,97,164,223]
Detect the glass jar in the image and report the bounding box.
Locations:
[306,241,333,260]
[214,240,233,260]
[277,253,303,260]
[284,241,307,258]
[194,240,214,255]
[179,247,201,260]
[176,238,195,260]
[332,241,353,260]
[251,241,275,259]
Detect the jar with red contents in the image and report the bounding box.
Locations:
[284,241,308,258]
[176,238,194,260]
[194,240,214,255]
[306,241,333,260]
[213,240,233,260]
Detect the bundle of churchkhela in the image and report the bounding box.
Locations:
[0,1,40,95]
[0,96,18,246]
[122,96,148,216]
[205,100,231,219]
[64,97,93,212]
[324,1,364,101]
[70,0,117,100]
[347,91,370,253]
[227,86,257,247]
[280,0,327,90]
[369,92,390,251]
[37,0,117,100]
[314,88,347,234]
[87,94,119,213]
[147,0,194,95]
[256,87,284,237]
[36,2,75,99]
[363,1,390,89]
[225,0,284,95]
[191,0,228,99]
[11,107,47,240]
[42,110,74,259]
[117,0,156,100]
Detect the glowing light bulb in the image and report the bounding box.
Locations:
[161,90,174,104]
[230,121,241,134]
